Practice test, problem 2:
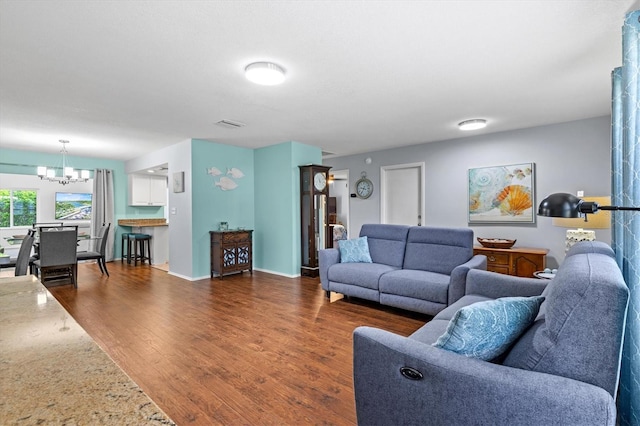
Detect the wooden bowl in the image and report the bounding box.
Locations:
[477,238,516,249]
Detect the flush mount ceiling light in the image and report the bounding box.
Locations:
[458,119,487,131]
[245,62,286,85]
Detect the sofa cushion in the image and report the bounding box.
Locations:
[338,236,372,263]
[403,226,473,274]
[379,269,450,304]
[565,240,615,258]
[433,294,493,321]
[359,224,410,268]
[432,296,545,361]
[328,262,398,291]
[502,253,629,397]
[409,319,451,344]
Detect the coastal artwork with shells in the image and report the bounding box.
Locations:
[207,166,245,191]
[468,163,535,223]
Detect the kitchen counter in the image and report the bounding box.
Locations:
[0,275,175,425]
[118,218,168,227]
[118,219,169,265]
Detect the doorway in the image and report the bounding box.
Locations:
[328,169,350,242]
[380,162,425,226]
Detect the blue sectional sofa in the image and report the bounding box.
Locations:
[353,241,629,426]
[319,224,487,316]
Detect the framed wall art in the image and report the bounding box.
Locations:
[173,171,185,193]
[468,163,535,224]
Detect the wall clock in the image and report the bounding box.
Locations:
[355,171,373,199]
[314,172,327,191]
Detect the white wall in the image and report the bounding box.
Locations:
[324,116,612,267]
[125,139,193,279]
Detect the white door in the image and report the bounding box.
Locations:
[381,163,424,226]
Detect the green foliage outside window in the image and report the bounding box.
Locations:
[0,189,37,227]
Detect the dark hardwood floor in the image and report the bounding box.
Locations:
[48,261,430,425]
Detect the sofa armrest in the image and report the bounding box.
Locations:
[319,248,340,291]
[353,326,616,426]
[465,268,547,298]
[447,254,487,305]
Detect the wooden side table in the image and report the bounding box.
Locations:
[210,230,253,279]
[473,246,548,278]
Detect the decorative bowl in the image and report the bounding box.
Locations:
[477,238,516,249]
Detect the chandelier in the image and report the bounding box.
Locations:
[37,140,90,185]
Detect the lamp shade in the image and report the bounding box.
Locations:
[553,197,611,229]
[538,193,582,218]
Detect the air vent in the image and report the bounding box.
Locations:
[215,119,246,129]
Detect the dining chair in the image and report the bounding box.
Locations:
[32,226,78,287]
[77,223,110,276]
[14,229,35,276]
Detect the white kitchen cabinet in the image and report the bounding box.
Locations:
[128,174,167,206]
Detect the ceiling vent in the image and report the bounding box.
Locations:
[215,119,246,129]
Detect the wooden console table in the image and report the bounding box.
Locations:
[210,230,253,279]
[473,246,548,278]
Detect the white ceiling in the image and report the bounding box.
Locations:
[0,1,637,162]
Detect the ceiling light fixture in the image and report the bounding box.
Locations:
[245,62,286,85]
[458,119,487,131]
[37,140,90,185]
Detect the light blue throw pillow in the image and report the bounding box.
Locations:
[432,296,545,360]
[338,236,373,263]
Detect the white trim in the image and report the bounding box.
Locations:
[253,267,299,278]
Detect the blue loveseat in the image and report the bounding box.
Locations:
[319,224,487,315]
[353,241,629,425]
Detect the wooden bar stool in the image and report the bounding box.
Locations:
[131,233,152,265]
[121,233,133,264]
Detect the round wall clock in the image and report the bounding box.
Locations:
[355,172,373,199]
[314,172,327,191]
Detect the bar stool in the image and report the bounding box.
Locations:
[131,233,152,265]
[121,233,133,264]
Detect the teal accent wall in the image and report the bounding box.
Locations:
[254,142,321,276]
[190,139,255,278]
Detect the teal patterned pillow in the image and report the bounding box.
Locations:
[433,296,545,360]
[338,236,373,263]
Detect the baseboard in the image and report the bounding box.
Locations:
[252,267,299,278]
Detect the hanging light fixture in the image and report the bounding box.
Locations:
[37,140,90,185]
[245,61,286,85]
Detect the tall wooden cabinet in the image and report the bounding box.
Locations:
[210,230,253,279]
[299,164,332,277]
[473,246,548,278]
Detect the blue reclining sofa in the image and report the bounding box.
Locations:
[353,241,629,425]
[319,224,487,316]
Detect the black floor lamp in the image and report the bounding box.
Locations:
[538,193,640,220]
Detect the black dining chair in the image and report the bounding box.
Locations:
[77,223,110,276]
[14,229,35,276]
[32,226,78,287]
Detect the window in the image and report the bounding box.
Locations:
[0,189,37,227]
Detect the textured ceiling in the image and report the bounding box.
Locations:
[0,1,637,161]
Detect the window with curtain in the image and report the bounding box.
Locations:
[0,189,37,227]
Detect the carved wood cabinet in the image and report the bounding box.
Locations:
[473,246,548,278]
[210,230,253,279]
